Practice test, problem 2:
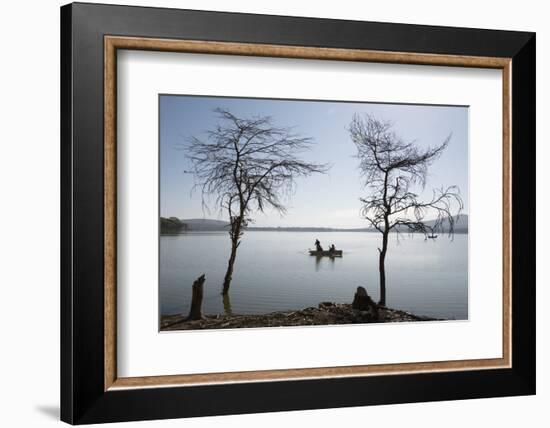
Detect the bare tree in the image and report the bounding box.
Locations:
[187,108,329,295]
[349,114,463,306]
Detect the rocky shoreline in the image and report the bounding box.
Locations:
[160,301,439,331]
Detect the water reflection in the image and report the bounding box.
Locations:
[314,255,337,271]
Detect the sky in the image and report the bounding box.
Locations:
[160,95,468,228]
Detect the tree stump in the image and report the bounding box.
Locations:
[187,274,205,321]
[352,286,379,321]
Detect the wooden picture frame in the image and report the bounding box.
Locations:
[61,2,535,424]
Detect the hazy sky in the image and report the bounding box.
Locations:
[160,95,468,228]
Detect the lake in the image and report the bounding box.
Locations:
[160,231,468,320]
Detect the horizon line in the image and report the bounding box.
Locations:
[161,214,470,230]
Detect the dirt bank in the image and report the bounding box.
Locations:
[160,302,439,331]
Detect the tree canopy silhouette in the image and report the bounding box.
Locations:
[349,114,463,306]
[187,108,330,295]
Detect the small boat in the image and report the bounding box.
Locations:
[309,249,343,257]
[427,234,438,239]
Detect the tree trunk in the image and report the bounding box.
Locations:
[187,274,205,321]
[222,241,238,295]
[222,217,243,295]
[223,293,233,316]
[378,230,388,306]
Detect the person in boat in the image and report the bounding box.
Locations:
[329,244,336,254]
[314,239,323,252]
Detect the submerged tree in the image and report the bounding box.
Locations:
[187,108,329,295]
[349,114,463,306]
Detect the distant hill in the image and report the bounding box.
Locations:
[394,214,468,234]
[181,218,229,230]
[160,217,188,234]
[423,214,468,233]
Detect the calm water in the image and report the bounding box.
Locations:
[160,231,468,320]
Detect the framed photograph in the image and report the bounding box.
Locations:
[61,2,535,424]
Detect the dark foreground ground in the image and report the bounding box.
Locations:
[161,302,439,331]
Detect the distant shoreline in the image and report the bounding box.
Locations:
[161,228,469,235]
[160,215,469,234]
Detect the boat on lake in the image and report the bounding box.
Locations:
[309,249,343,257]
